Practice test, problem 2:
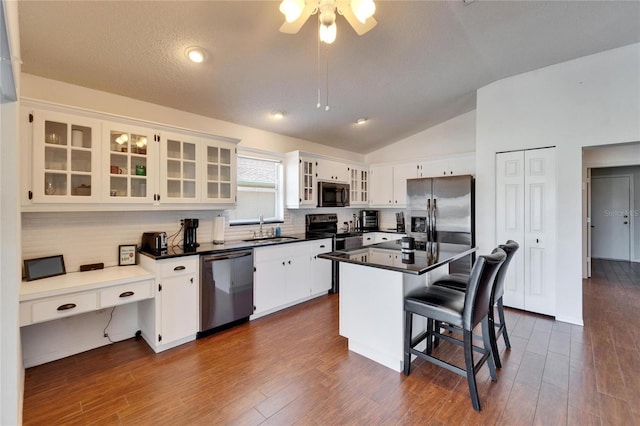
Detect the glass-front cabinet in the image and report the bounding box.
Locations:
[31,110,101,203]
[102,122,157,203]
[203,141,236,203]
[160,132,199,203]
[350,166,369,206]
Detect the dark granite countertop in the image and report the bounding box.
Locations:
[318,240,477,275]
[139,233,331,260]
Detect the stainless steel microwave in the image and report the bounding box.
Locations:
[318,181,350,207]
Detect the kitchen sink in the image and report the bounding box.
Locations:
[242,236,299,244]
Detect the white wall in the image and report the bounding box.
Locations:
[21,74,365,163]
[365,110,476,164]
[0,0,23,423]
[476,43,640,325]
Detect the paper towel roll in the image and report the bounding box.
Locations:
[72,129,83,147]
[212,216,225,244]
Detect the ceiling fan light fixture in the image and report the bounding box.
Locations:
[320,22,337,44]
[279,0,305,22]
[352,0,376,24]
[186,47,206,63]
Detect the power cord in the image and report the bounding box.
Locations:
[169,223,184,248]
[103,306,116,343]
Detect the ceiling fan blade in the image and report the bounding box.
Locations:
[338,4,377,36]
[279,2,317,34]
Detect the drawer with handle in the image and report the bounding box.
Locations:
[159,258,197,277]
[99,280,154,308]
[30,292,98,324]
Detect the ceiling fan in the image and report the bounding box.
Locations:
[279,0,377,44]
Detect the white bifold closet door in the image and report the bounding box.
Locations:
[496,148,556,317]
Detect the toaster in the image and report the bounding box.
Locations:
[141,232,168,254]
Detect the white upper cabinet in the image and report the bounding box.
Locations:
[369,164,394,206]
[369,162,417,207]
[417,153,475,177]
[317,159,349,183]
[160,132,199,203]
[349,166,369,206]
[23,101,238,210]
[202,140,236,204]
[102,121,158,204]
[30,109,102,203]
[286,152,317,208]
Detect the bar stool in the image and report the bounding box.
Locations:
[403,248,506,411]
[433,240,519,368]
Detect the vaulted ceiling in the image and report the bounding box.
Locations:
[18,1,640,154]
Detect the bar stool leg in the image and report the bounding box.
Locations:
[403,310,413,375]
[463,329,481,411]
[487,304,502,368]
[497,297,511,349]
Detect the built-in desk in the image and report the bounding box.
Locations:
[20,266,155,327]
[320,241,477,372]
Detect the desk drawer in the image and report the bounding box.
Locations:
[31,293,98,324]
[99,280,153,308]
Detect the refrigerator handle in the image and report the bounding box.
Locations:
[432,198,437,241]
[426,199,431,240]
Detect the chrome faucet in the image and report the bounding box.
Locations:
[259,213,264,237]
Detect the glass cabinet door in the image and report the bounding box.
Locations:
[301,158,315,204]
[31,110,101,203]
[203,141,235,203]
[160,133,199,203]
[103,122,156,203]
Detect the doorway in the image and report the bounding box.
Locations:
[590,175,631,261]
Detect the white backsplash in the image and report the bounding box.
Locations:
[21,207,395,273]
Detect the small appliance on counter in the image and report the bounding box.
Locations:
[359,210,379,231]
[141,232,168,255]
[396,212,406,232]
[183,218,199,251]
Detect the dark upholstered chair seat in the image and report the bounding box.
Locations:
[405,285,466,328]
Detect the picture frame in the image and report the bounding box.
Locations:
[24,254,66,281]
[118,244,137,266]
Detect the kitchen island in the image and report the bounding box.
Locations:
[319,240,477,372]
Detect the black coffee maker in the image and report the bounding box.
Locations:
[183,218,199,251]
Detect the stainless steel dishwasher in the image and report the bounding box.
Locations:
[198,250,254,337]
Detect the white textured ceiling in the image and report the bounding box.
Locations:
[18,1,640,154]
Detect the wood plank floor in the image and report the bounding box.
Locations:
[23,259,640,425]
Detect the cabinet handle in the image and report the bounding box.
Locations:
[320,245,325,248]
[282,261,286,266]
[57,303,77,311]
[174,265,186,271]
[119,291,135,298]
[288,260,291,265]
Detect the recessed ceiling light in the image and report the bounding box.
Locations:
[272,111,285,119]
[355,118,368,125]
[185,47,206,63]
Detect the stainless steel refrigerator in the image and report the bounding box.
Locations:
[406,175,475,274]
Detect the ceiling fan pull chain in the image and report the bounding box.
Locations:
[317,13,322,109]
[325,43,330,111]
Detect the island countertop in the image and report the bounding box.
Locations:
[318,240,477,275]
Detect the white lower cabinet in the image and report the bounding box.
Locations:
[253,239,332,317]
[310,239,332,294]
[139,255,198,352]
